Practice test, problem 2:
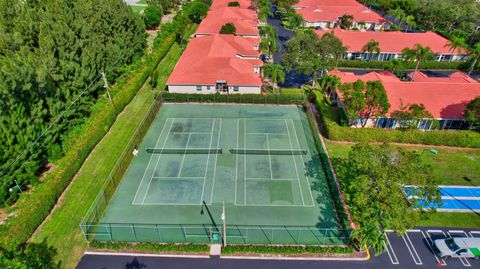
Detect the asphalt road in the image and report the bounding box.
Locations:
[76,227,480,269]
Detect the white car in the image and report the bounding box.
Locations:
[433,237,480,259]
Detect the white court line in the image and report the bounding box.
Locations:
[234,119,239,205]
[244,119,247,205]
[132,118,172,205]
[209,119,222,205]
[247,132,289,135]
[403,232,422,265]
[200,119,216,204]
[447,231,471,267]
[265,134,274,180]
[139,119,175,205]
[169,132,212,134]
[420,230,446,266]
[284,119,305,206]
[289,119,315,206]
[384,232,399,265]
[176,133,192,178]
[246,177,298,181]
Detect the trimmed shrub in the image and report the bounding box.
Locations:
[0,34,177,251]
[312,91,480,148]
[91,242,209,253]
[222,245,354,255]
[228,1,240,6]
[160,92,305,104]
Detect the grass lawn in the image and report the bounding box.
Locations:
[324,140,480,186]
[130,5,145,13]
[136,0,147,4]
[31,43,183,269]
[324,140,480,228]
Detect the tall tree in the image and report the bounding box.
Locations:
[467,42,480,75]
[464,97,480,128]
[361,40,381,61]
[287,12,303,31]
[404,15,416,32]
[337,143,440,254]
[362,80,390,127]
[318,74,341,98]
[262,63,285,91]
[401,44,435,81]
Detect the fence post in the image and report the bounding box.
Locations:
[131,223,137,242]
[108,223,113,242]
[156,224,161,242]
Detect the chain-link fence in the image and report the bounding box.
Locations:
[159,92,305,104]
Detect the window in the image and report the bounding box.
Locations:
[207,86,211,91]
[233,86,239,92]
[196,86,202,91]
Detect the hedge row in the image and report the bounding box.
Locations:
[313,92,480,148]
[90,242,209,253]
[304,101,351,230]
[0,33,177,251]
[222,244,354,255]
[337,60,468,70]
[161,92,305,104]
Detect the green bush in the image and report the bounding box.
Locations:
[143,6,163,29]
[312,91,480,148]
[228,1,240,7]
[90,242,209,253]
[222,245,354,255]
[220,22,236,34]
[337,60,467,70]
[160,92,305,104]
[0,34,177,251]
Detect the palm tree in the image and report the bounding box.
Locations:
[358,21,366,30]
[262,63,285,92]
[361,39,381,61]
[339,14,354,30]
[404,15,416,32]
[260,25,278,57]
[444,37,466,61]
[468,42,480,75]
[388,8,405,27]
[309,57,327,88]
[288,13,303,31]
[318,74,341,98]
[402,44,435,81]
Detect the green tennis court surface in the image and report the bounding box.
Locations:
[98,104,346,245]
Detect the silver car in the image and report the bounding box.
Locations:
[433,237,480,259]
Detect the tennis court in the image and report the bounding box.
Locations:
[92,104,346,245]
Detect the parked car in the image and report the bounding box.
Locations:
[260,54,271,62]
[433,237,480,259]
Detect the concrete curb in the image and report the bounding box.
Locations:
[84,251,209,259]
[220,255,369,261]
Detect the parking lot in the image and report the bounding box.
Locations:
[379,227,480,268]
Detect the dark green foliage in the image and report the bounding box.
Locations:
[464,97,480,126]
[337,60,467,70]
[222,245,354,255]
[335,143,440,254]
[312,92,480,148]
[0,34,177,251]
[184,0,210,23]
[220,22,236,34]
[228,1,240,7]
[160,92,305,104]
[144,6,163,29]
[0,241,60,269]
[91,242,209,253]
[0,0,146,206]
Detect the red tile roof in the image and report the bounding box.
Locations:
[294,0,386,24]
[408,71,478,83]
[196,7,259,36]
[167,35,262,86]
[211,0,253,9]
[316,29,465,54]
[328,70,480,119]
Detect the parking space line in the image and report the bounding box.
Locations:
[423,230,447,266]
[447,231,471,267]
[384,232,399,265]
[403,232,423,265]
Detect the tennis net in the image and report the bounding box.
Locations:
[146,148,223,154]
[229,148,307,155]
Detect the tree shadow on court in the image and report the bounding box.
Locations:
[304,156,344,230]
[125,258,146,269]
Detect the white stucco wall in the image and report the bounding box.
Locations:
[168,85,261,94]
